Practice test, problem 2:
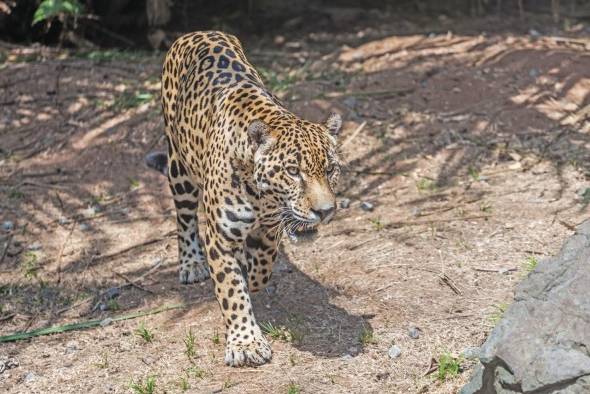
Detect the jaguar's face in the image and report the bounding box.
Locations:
[249,113,342,240]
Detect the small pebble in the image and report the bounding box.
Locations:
[23,371,38,383]
[408,326,421,339]
[529,29,541,37]
[529,68,539,78]
[58,217,70,225]
[388,345,402,359]
[360,201,374,212]
[65,341,79,354]
[343,97,358,109]
[341,354,353,361]
[98,303,108,311]
[100,318,113,327]
[461,346,480,360]
[104,287,120,300]
[2,221,14,232]
[27,242,42,251]
[79,223,90,231]
[340,198,351,209]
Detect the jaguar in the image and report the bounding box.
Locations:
[145,31,342,367]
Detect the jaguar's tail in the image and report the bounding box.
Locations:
[144,151,168,176]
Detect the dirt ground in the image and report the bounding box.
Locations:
[1,11,589,394]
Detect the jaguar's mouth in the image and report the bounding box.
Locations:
[287,225,319,244]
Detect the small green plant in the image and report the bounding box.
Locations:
[211,329,221,345]
[128,178,141,189]
[437,352,461,380]
[524,256,538,273]
[480,202,492,213]
[416,178,437,192]
[359,326,377,345]
[258,67,298,92]
[187,365,206,379]
[106,299,120,311]
[369,217,384,231]
[287,382,301,394]
[222,378,236,390]
[135,322,154,343]
[22,251,39,279]
[468,166,480,181]
[8,188,24,199]
[130,375,156,394]
[184,328,197,359]
[113,92,154,110]
[261,321,299,342]
[489,302,509,325]
[32,0,83,25]
[178,376,189,391]
[93,352,109,369]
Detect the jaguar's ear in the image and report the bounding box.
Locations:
[325,113,342,137]
[248,119,271,149]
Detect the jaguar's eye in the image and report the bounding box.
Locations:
[286,166,300,177]
[326,163,336,174]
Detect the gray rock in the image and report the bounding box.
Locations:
[23,371,37,383]
[408,326,421,339]
[387,345,401,359]
[528,68,539,78]
[343,97,358,109]
[79,223,90,231]
[2,221,14,232]
[340,198,351,209]
[461,347,480,360]
[27,242,42,251]
[104,287,120,300]
[461,220,590,393]
[360,201,374,212]
[100,317,113,327]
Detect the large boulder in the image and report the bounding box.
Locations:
[461,220,590,394]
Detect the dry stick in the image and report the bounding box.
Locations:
[0,234,13,265]
[113,271,154,294]
[56,222,76,284]
[439,273,462,295]
[91,230,175,264]
[473,267,518,273]
[383,214,491,229]
[340,121,367,149]
[57,259,164,316]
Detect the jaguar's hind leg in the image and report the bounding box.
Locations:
[167,152,209,284]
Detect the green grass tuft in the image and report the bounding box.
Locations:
[437,352,461,380]
[130,375,156,394]
[184,328,197,359]
[359,326,377,345]
[524,256,538,273]
[287,382,301,394]
[135,322,154,343]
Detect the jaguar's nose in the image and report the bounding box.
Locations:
[310,205,336,224]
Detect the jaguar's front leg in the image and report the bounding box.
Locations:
[205,213,272,367]
[244,225,279,292]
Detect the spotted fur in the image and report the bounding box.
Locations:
[156,31,342,367]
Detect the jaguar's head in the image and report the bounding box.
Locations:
[249,113,342,241]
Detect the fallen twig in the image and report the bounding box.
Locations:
[56,222,76,284]
[114,271,154,294]
[91,230,175,263]
[473,267,518,273]
[0,302,196,343]
[0,234,13,265]
[325,88,414,99]
[439,273,462,295]
[340,121,366,149]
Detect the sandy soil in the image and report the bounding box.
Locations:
[1,11,589,394]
